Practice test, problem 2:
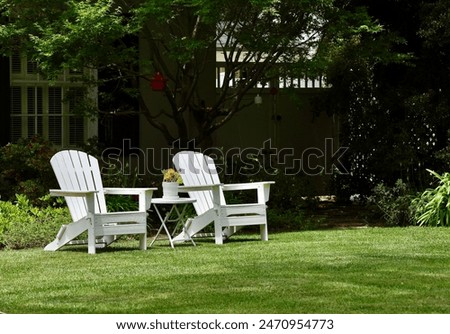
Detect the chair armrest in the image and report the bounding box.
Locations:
[221,181,275,191]
[222,181,274,204]
[49,190,98,197]
[104,187,157,195]
[49,189,98,213]
[178,184,222,192]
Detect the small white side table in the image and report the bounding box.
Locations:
[150,197,196,248]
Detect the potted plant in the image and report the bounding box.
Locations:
[162,168,182,199]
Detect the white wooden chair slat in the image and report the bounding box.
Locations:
[184,152,206,213]
[71,152,92,218]
[179,152,212,215]
[51,151,87,222]
[173,151,274,245]
[45,150,156,254]
[193,153,216,212]
[65,151,92,221]
[88,152,108,213]
[74,150,105,214]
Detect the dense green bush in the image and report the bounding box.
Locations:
[0,195,70,249]
[368,179,415,226]
[105,195,139,212]
[411,169,450,227]
[267,208,324,231]
[0,136,57,205]
[267,172,319,211]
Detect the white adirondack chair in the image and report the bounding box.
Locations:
[45,150,156,254]
[172,151,274,245]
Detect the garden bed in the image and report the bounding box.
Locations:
[306,200,384,229]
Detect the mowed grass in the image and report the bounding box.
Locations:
[1,227,449,314]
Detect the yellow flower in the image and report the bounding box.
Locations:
[162,168,183,184]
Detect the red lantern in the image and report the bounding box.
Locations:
[151,72,166,91]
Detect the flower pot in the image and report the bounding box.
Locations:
[162,182,179,200]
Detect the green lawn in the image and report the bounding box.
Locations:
[1,227,449,314]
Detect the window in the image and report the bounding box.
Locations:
[10,86,22,142]
[9,53,97,147]
[67,88,85,146]
[48,86,62,145]
[27,86,43,138]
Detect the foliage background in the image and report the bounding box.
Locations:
[321,0,450,198]
[0,0,392,147]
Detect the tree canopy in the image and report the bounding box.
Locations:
[0,0,392,147]
[321,0,450,196]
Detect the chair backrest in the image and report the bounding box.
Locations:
[173,151,225,215]
[51,150,107,221]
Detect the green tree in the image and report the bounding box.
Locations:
[322,0,450,195]
[0,0,387,147]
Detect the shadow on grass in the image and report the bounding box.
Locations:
[55,233,265,253]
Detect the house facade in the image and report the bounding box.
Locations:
[0,53,97,148]
[138,50,339,180]
[0,50,339,189]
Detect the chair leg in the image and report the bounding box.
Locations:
[214,222,223,245]
[139,233,147,250]
[260,223,268,241]
[88,225,96,254]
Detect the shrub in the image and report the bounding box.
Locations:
[0,194,71,249]
[0,202,13,244]
[267,172,319,211]
[0,136,57,205]
[105,195,138,212]
[267,208,324,231]
[411,169,450,227]
[368,179,414,226]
